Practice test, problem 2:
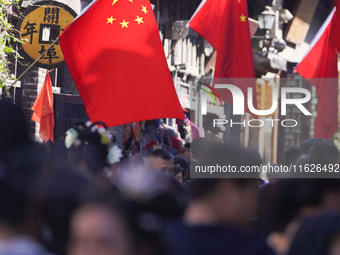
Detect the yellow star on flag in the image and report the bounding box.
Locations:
[240,14,246,22]
[120,20,129,28]
[135,16,144,25]
[141,5,148,14]
[107,16,116,24]
[128,0,133,2]
[112,0,118,5]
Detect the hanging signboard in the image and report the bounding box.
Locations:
[17,1,77,69]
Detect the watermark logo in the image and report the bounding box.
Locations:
[199,83,312,116]
[213,84,312,116]
[199,83,223,106]
[195,82,313,129]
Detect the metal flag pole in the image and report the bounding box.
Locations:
[9,37,60,88]
[166,26,189,59]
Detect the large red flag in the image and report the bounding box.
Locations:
[330,0,340,51]
[189,0,254,78]
[295,9,339,139]
[188,0,255,113]
[59,0,184,127]
[31,72,54,143]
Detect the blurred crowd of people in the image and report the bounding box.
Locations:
[2,99,340,255]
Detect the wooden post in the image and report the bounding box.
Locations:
[271,74,281,163]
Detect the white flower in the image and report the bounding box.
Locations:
[97,127,106,135]
[65,128,79,149]
[107,145,122,165]
[85,121,92,127]
[91,125,98,133]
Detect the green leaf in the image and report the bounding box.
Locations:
[4,46,13,54]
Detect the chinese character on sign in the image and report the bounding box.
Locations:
[18,1,77,69]
[21,22,38,44]
[44,7,60,24]
[38,45,59,64]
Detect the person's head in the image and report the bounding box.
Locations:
[180,143,191,161]
[190,138,209,161]
[69,197,135,255]
[173,164,184,184]
[262,179,340,255]
[69,171,187,255]
[187,142,262,226]
[287,213,340,255]
[299,138,339,164]
[281,147,301,166]
[146,149,173,174]
[29,163,91,255]
[0,100,29,157]
[188,178,259,226]
[174,155,189,182]
[65,121,121,176]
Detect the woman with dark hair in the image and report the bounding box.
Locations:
[65,121,123,177]
[68,170,188,255]
[173,156,189,183]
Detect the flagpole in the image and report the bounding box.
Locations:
[165,0,206,59]
[9,37,60,88]
[271,73,281,163]
[156,0,160,26]
[167,26,189,59]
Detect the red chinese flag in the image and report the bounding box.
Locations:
[59,0,184,127]
[295,9,339,139]
[188,0,255,113]
[31,72,55,143]
[330,0,340,51]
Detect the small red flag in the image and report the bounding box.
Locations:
[188,0,255,113]
[59,0,184,127]
[295,9,339,139]
[31,72,55,143]
[330,0,340,51]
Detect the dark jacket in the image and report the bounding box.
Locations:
[163,221,275,255]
